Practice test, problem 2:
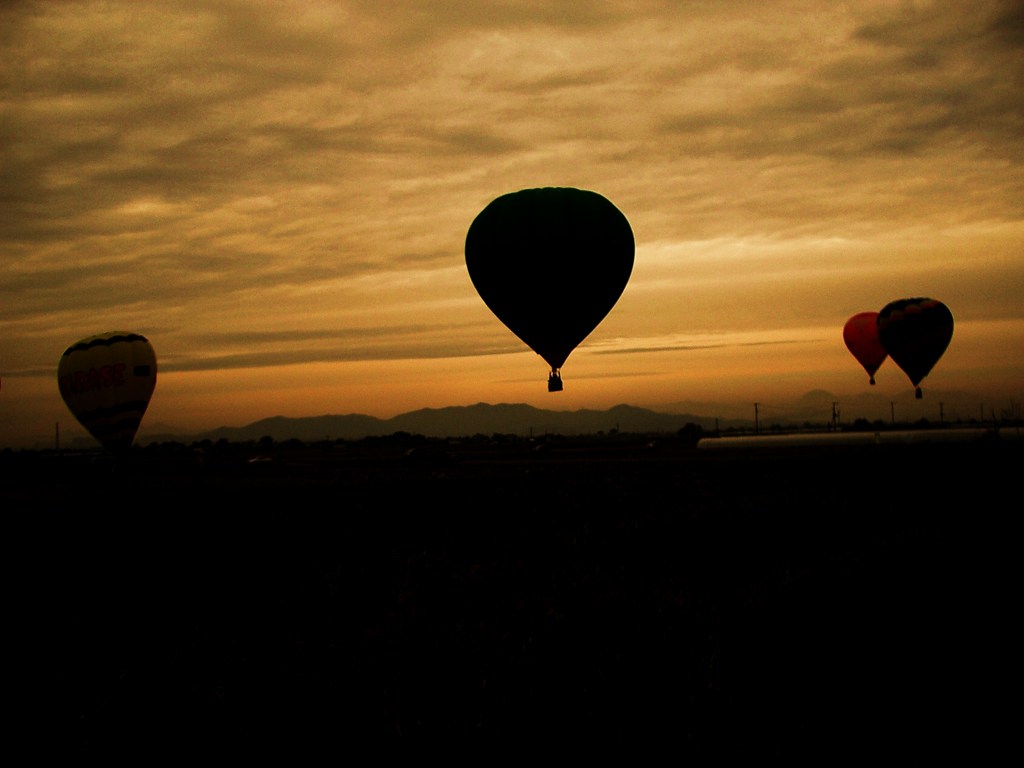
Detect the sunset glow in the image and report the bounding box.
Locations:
[3,1,1022,448]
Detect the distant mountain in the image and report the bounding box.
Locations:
[198,413,388,443]
[143,403,738,445]
[136,387,999,446]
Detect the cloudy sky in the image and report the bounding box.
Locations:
[2,0,1022,447]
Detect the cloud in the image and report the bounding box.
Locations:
[2,0,1021,441]
[594,338,814,356]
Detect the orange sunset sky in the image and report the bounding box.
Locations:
[2,0,1022,449]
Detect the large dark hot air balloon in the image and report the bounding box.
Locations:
[57,331,157,452]
[843,311,887,385]
[465,187,634,391]
[876,298,953,399]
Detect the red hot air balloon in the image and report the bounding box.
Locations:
[843,311,888,385]
[876,298,953,399]
[57,331,157,452]
[465,187,635,391]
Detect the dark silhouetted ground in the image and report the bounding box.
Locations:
[9,433,1017,756]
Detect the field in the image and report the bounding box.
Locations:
[10,432,1018,756]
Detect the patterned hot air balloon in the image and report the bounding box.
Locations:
[57,331,157,452]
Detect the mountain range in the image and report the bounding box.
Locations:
[133,387,998,446]
[140,403,735,445]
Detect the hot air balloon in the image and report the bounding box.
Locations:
[465,187,634,391]
[57,331,157,452]
[843,311,887,385]
[876,298,953,399]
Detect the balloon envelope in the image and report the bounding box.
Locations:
[57,331,157,451]
[876,298,953,398]
[465,187,634,387]
[843,311,887,384]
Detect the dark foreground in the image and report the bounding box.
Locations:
[10,434,1018,756]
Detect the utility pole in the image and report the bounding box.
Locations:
[754,403,759,435]
[939,402,945,425]
[831,402,840,431]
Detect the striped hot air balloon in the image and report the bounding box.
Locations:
[57,331,157,452]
